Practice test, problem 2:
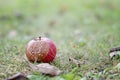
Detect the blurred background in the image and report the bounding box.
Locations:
[0,0,120,79]
[0,0,120,40]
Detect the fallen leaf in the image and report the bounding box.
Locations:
[109,46,120,53]
[69,57,80,67]
[109,47,120,60]
[6,73,28,80]
[28,62,62,76]
[69,56,85,67]
[109,51,120,60]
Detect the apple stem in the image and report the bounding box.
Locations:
[39,36,41,40]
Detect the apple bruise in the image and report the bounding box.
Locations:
[26,39,50,62]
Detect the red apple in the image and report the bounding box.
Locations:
[25,37,56,63]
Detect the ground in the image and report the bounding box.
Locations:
[0,0,120,80]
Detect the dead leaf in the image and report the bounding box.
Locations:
[109,47,120,60]
[109,51,120,60]
[110,52,116,59]
[69,56,85,67]
[110,46,120,53]
[28,62,62,76]
[24,56,62,76]
[6,73,28,80]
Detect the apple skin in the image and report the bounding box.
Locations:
[25,37,56,63]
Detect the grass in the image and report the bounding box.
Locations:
[0,0,120,80]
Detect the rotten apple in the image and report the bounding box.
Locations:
[25,37,56,63]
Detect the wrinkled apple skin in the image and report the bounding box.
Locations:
[25,37,56,63]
